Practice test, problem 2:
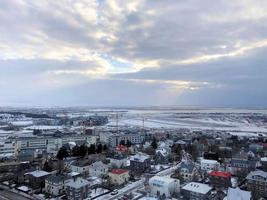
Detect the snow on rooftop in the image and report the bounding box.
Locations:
[149,176,176,185]
[226,187,251,200]
[130,153,149,162]
[25,125,63,130]
[11,121,33,126]
[182,182,212,194]
[69,172,80,177]
[25,170,50,177]
[0,153,14,158]
[201,158,219,164]
[66,177,90,189]
[17,186,30,192]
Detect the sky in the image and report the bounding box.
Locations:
[0,0,267,107]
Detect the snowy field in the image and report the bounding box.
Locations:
[106,108,267,135]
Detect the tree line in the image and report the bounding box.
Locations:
[56,143,107,160]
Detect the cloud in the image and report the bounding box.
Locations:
[0,0,266,107]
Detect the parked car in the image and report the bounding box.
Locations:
[111,189,119,195]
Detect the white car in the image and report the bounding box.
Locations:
[111,189,119,195]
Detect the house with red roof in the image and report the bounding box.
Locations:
[115,145,128,153]
[209,171,231,188]
[109,169,129,185]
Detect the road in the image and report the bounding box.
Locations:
[0,189,32,200]
[97,179,144,200]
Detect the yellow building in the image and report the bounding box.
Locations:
[109,169,129,185]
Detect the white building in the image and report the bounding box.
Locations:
[0,140,15,158]
[66,177,90,200]
[45,174,71,196]
[89,161,109,177]
[149,176,180,198]
[200,159,220,171]
[15,135,97,154]
[182,182,212,200]
[225,187,251,200]
[70,160,90,175]
[106,132,145,147]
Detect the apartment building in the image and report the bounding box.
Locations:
[66,177,90,200]
[149,176,180,198]
[200,159,220,171]
[14,134,97,154]
[0,140,15,157]
[108,132,146,147]
[182,182,212,200]
[45,174,71,196]
[130,153,151,173]
[246,170,267,198]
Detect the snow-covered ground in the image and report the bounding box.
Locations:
[89,187,109,199]
[107,109,267,135]
[24,125,63,130]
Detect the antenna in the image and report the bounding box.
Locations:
[142,117,144,129]
[141,116,147,135]
[116,112,119,134]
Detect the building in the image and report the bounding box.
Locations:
[130,153,151,173]
[182,182,212,200]
[154,149,169,164]
[45,174,70,196]
[246,170,267,198]
[0,140,15,157]
[231,150,258,174]
[218,147,232,159]
[66,177,90,200]
[175,161,198,182]
[200,159,220,171]
[225,187,251,200]
[108,154,127,168]
[70,160,90,175]
[149,176,180,198]
[17,149,34,162]
[15,134,97,154]
[89,161,109,177]
[115,145,128,153]
[107,132,146,148]
[260,157,267,171]
[25,170,50,190]
[209,171,231,188]
[109,169,129,185]
[249,144,263,154]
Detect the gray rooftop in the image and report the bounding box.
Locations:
[46,174,70,183]
[130,153,149,162]
[246,170,267,181]
[66,177,90,189]
[177,161,196,173]
[25,170,50,178]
